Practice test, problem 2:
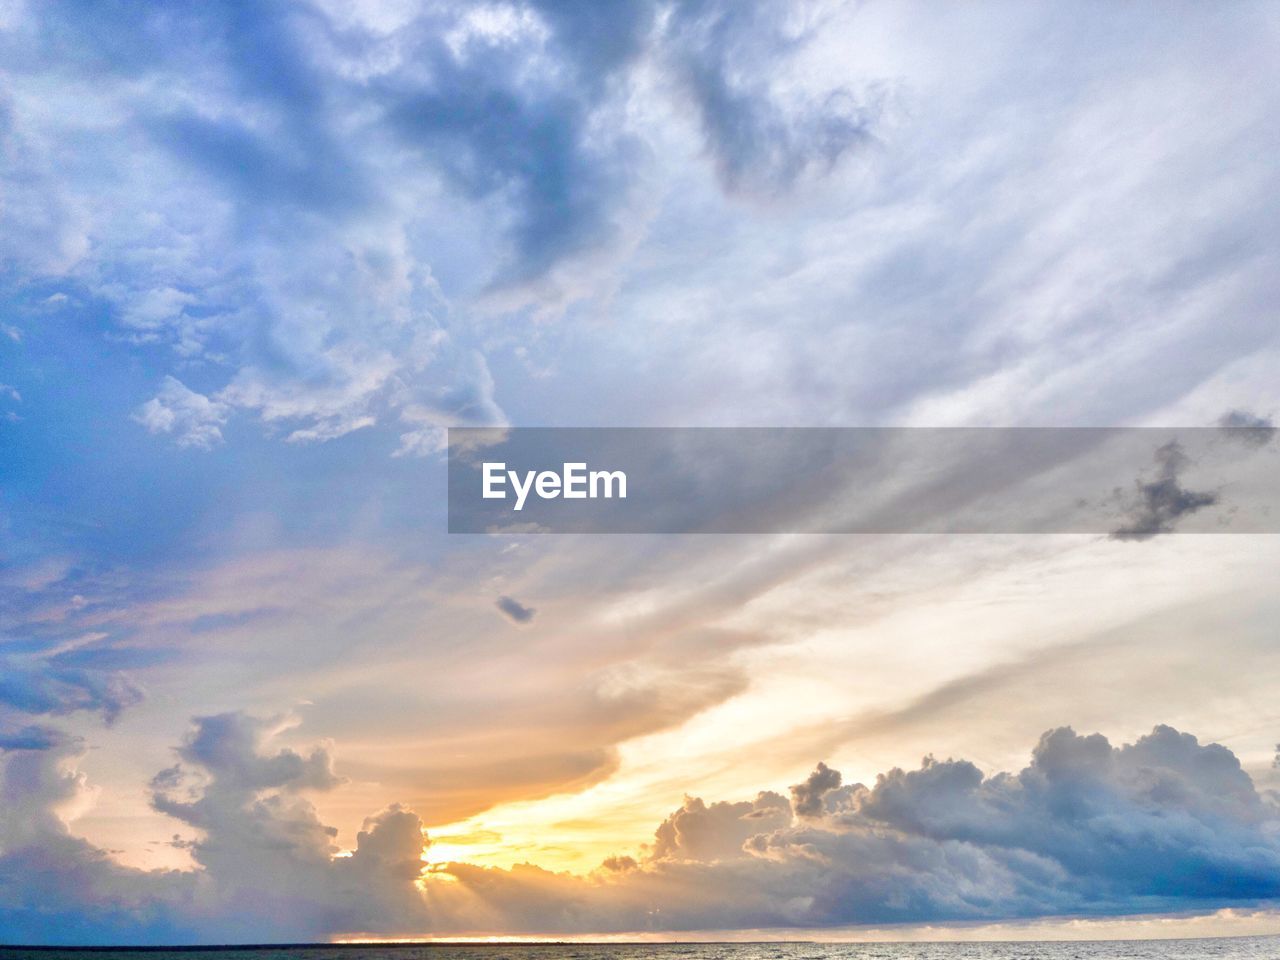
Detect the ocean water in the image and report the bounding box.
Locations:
[3,941,1279,960]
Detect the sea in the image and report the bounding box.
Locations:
[3,941,1280,960]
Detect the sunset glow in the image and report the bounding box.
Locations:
[2,0,1280,948]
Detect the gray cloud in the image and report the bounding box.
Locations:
[0,654,143,727]
[0,726,65,752]
[1,0,886,458]
[1110,441,1220,540]
[382,0,872,286]
[382,33,641,286]
[1219,409,1277,448]
[0,730,200,942]
[0,711,427,943]
[154,712,344,802]
[438,724,1280,933]
[495,595,537,625]
[4,719,1280,941]
[650,792,791,861]
[665,1,880,195]
[790,761,842,819]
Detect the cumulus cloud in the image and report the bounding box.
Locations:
[790,761,842,819]
[133,376,229,450]
[0,729,203,943]
[650,792,791,861]
[435,724,1280,933]
[153,712,344,802]
[0,711,428,943]
[140,713,434,940]
[495,595,537,625]
[4,720,1280,942]
[0,729,98,844]
[1110,441,1220,540]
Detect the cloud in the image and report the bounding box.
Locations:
[0,0,892,455]
[665,1,881,195]
[0,652,143,727]
[790,761,842,819]
[133,376,229,450]
[0,711,427,943]
[1218,409,1276,448]
[650,792,791,861]
[4,0,1280,945]
[0,725,66,753]
[393,350,506,458]
[1110,441,1219,540]
[382,30,642,286]
[495,595,537,625]
[433,724,1280,933]
[4,720,1280,942]
[152,712,344,804]
[0,729,98,843]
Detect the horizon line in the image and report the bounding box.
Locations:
[5,931,1280,952]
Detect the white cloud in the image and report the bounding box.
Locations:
[133,376,229,450]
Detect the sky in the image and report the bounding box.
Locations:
[2,0,1280,946]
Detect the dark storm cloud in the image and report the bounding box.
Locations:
[495,594,537,625]
[1110,441,1220,540]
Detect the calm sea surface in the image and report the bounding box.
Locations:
[3,941,1280,960]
